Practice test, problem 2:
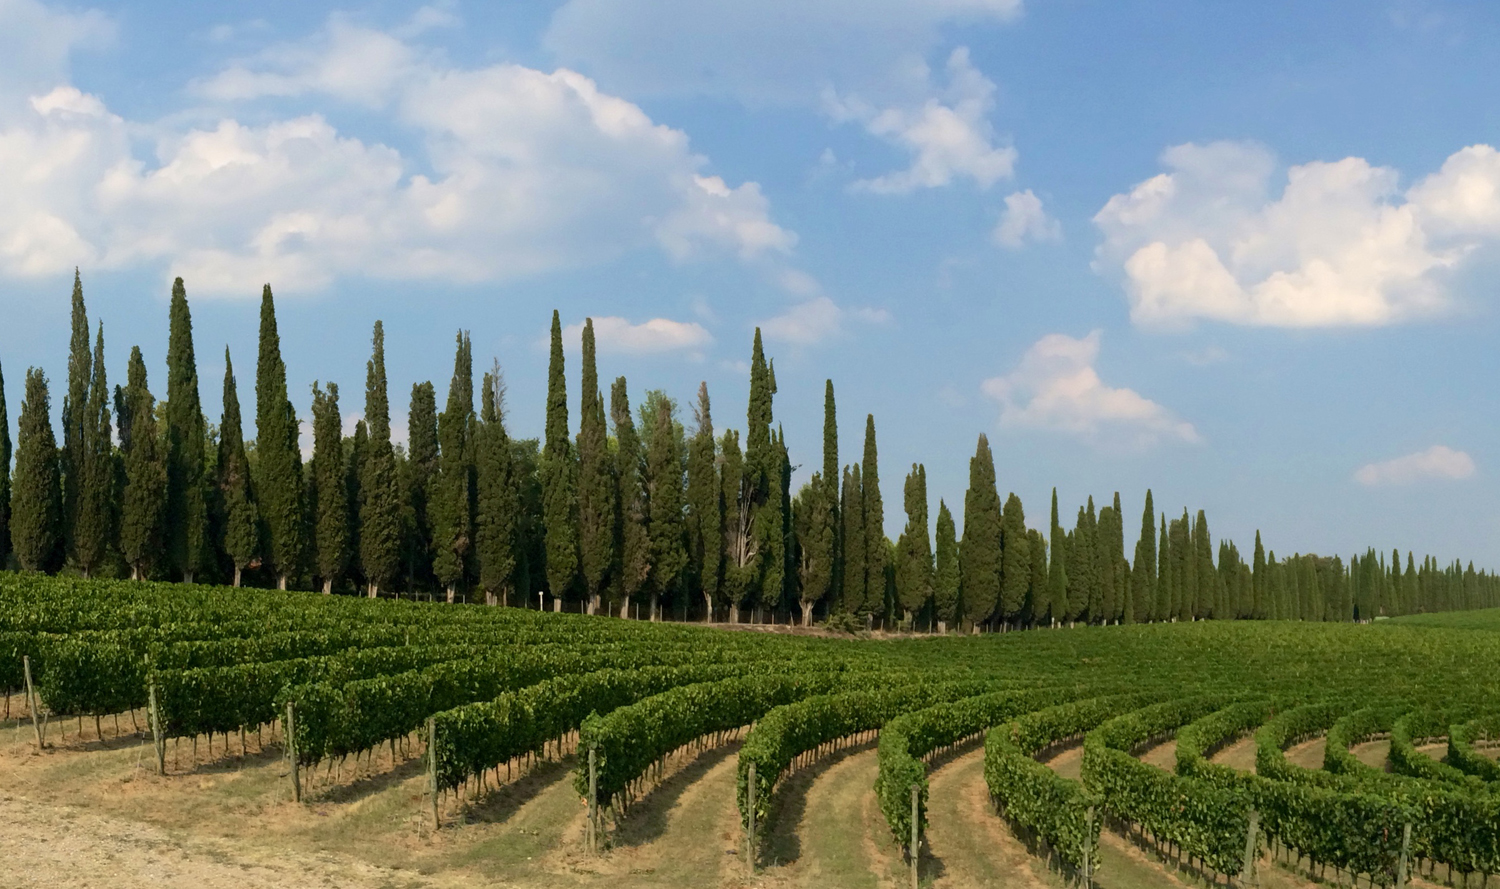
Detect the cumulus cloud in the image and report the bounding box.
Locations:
[1354,445,1476,486]
[1094,140,1500,329]
[561,316,712,357]
[758,296,890,345]
[993,189,1060,248]
[981,331,1199,447]
[0,14,795,294]
[0,0,112,113]
[829,49,1015,194]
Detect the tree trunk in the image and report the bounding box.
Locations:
[446,584,456,604]
[619,598,630,619]
[278,574,288,591]
[233,566,243,588]
[801,601,814,627]
[322,578,333,594]
[183,570,195,584]
[649,593,660,622]
[552,597,562,613]
[728,605,739,625]
[587,594,600,616]
[131,565,141,581]
[367,582,379,598]
[703,593,714,624]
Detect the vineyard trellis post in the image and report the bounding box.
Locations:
[427,716,439,829]
[23,655,42,750]
[285,701,301,803]
[746,762,756,873]
[1240,808,1259,888]
[1395,822,1412,889]
[910,783,920,889]
[587,745,598,853]
[1083,806,1094,888]
[148,682,165,775]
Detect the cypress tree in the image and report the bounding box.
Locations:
[119,358,164,580]
[218,350,259,587]
[0,360,10,569]
[255,286,306,589]
[822,380,840,599]
[359,321,402,596]
[73,325,113,578]
[541,310,578,607]
[959,434,1001,628]
[772,427,793,616]
[576,321,614,615]
[164,278,209,582]
[1083,498,1102,622]
[475,363,520,605]
[895,464,933,624]
[840,464,866,616]
[794,473,834,625]
[405,381,439,596]
[686,382,721,621]
[1192,510,1213,619]
[644,394,686,621]
[1175,509,1195,621]
[742,335,781,618]
[311,382,349,593]
[1156,515,1171,621]
[861,415,885,619]
[1047,488,1068,627]
[999,492,1028,628]
[1251,532,1266,619]
[346,420,367,590]
[12,369,62,572]
[933,499,959,630]
[1066,506,1091,624]
[61,269,89,564]
[433,333,477,602]
[611,378,649,617]
[1132,491,1156,623]
[1027,528,1048,626]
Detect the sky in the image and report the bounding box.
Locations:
[2,0,1499,566]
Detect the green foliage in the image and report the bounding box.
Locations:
[933,500,959,627]
[611,378,648,613]
[12,368,62,573]
[311,382,349,591]
[476,367,520,604]
[959,435,1001,626]
[432,332,476,596]
[541,310,578,602]
[254,286,306,588]
[576,320,613,613]
[686,382,720,616]
[359,321,402,594]
[165,278,210,581]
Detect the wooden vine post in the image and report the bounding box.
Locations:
[285,701,301,803]
[1239,809,1260,888]
[427,716,439,829]
[1394,822,1412,889]
[910,784,921,889]
[587,745,599,854]
[148,682,166,775]
[1083,806,1095,888]
[22,655,43,750]
[746,762,756,873]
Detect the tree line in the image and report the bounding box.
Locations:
[1,272,1496,626]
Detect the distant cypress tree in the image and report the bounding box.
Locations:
[1066,506,1091,624]
[895,463,933,625]
[404,381,439,597]
[959,434,1001,629]
[576,321,614,615]
[999,492,1028,628]
[218,350,259,587]
[474,364,519,605]
[311,382,349,593]
[1174,509,1194,621]
[822,380,840,601]
[1154,515,1169,621]
[119,358,164,580]
[1132,491,1156,623]
[741,336,780,618]
[1192,510,1213,619]
[686,382,721,621]
[1251,531,1266,620]
[255,286,306,589]
[1047,488,1068,627]
[860,415,885,619]
[933,499,959,630]
[1026,528,1048,626]
[541,310,578,607]
[0,360,11,568]
[359,321,402,596]
[164,279,209,582]
[840,464,866,616]
[61,270,89,565]
[611,377,649,617]
[12,369,62,572]
[644,395,687,621]
[794,473,834,626]
[73,325,114,578]
[433,333,476,602]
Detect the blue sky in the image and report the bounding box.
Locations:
[2,0,1499,565]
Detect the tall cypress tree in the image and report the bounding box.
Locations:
[644,394,686,621]
[822,380,840,599]
[686,382,721,621]
[742,333,780,617]
[406,381,439,596]
[476,364,520,605]
[896,463,933,624]
[1175,509,1195,621]
[1027,528,1048,627]
[1066,506,1092,624]
[1098,499,1119,623]
[611,377,649,617]
[576,321,614,615]
[959,434,1001,629]
[61,269,89,565]
[433,333,476,602]
[1156,515,1171,621]
[255,286,306,589]
[1132,491,1156,623]
[999,492,1028,628]
[359,321,402,596]
[1251,532,1267,620]
[0,360,11,569]
[861,415,885,619]
[933,499,959,630]
[1047,488,1067,627]
[218,350,259,587]
[311,382,349,593]
[119,355,164,580]
[794,473,834,626]
[73,325,113,578]
[541,310,578,607]
[1193,510,1215,619]
[12,369,62,572]
[165,278,209,582]
[840,464,866,616]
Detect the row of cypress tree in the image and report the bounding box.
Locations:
[2,273,1497,626]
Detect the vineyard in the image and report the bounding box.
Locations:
[3,573,1500,889]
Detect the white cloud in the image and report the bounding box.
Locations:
[1094,140,1500,329]
[980,331,1199,447]
[0,15,795,294]
[993,188,1060,248]
[1354,445,1475,486]
[562,316,712,356]
[830,49,1015,194]
[0,0,113,114]
[758,296,890,345]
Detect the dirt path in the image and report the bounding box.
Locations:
[1209,735,1257,772]
[1040,744,1082,781]
[1350,740,1390,770]
[922,746,1051,889]
[1283,738,1325,770]
[1137,739,1177,772]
